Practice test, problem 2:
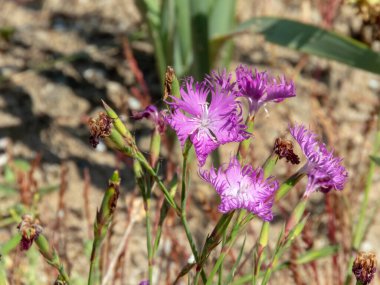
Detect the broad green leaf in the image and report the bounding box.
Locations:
[219,17,380,75]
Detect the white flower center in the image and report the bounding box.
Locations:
[191,103,217,142]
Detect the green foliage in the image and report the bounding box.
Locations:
[229,17,380,75]
[140,1,380,87]
[137,0,236,82]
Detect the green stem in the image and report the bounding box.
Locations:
[238,117,255,160]
[152,176,178,257]
[252,222,269,285]
[275,171,305,202]
[146,185,153,283]
[88,171,120,285]
[135,152,181,215]
[218,232,227,285]
[180,141,207,283]
[345,122,380,285]
[261,198,308,285]
[35,234,71,284]
[88,239,101,285]
[206,211,246,285]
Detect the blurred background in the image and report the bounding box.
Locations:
[1,0,380,284]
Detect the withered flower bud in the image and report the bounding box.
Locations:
[274,138,300,165]
[17,214,43,251]
[164,66,175,100]
[88,112,112,148]
[352,252,377,285]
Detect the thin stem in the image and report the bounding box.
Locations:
[180,141,207,283]
[135,152,181,215]
[218,232,227,285]
[206,211,246,285]
[275,171,305,202]
[35,234,71,284]
[345,113,380,285]
[88,239,101,285]
[252,222,269,285]
[238,116,255,160]
[146,183,153,283]
[88,171,120,285]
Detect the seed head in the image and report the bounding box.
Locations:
[88,112,112,148]
[17,214,43,251]
[274,137,300,165]
[352,252,377,285]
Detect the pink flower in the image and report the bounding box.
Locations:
[132,105,166,133]
[167,75,249,166]
[200,157,278,221]
[236,65,296,115]
[290,124,348,197]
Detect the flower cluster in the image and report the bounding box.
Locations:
[96,66,348,221]
[165,67,296,166]
[290,124,348,197]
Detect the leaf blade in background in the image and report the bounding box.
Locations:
[174,0,192,76]
[370,155,380,165]
[208,0,236,68]
[219,16,380,75]
[296,245,339,264]
[190,0,210,80]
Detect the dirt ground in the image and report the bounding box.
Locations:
[1,0,380,284]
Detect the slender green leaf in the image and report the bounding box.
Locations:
[208,0,236,67]
[225,234,247,284]
[296,245,339,264]
[138,0,167,82]
[0,234,22,256]
[190,0,210,79]
[0,260,8,285]
[161,0,175,66]
[208,0,235,39]
[220,17,380,75]
[174,0,192,76]
[370,155,380,166]
[12,159,31,172]
[231,244,339,285]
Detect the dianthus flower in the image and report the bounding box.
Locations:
[235,65,296,115]
[200,157,279,221]
[132,105,166,133]
[166,76,249,166]
[206,69,236,93]
[290,124,348,197]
